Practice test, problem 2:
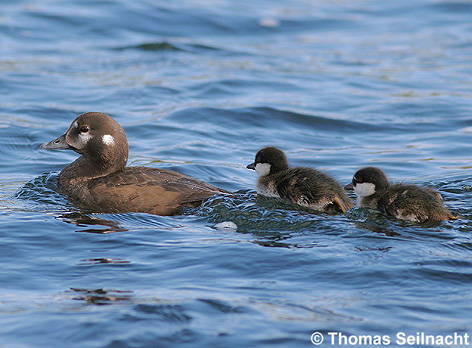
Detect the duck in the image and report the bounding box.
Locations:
[246,146,353,214]
[348,166,456,223]
[41,112,227,215]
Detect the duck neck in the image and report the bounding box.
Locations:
[359,189,385,209]
[59,155,124,187]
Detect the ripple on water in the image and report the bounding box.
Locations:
[2,0,472,347]
[16,173,65,206]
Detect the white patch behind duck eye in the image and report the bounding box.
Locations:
[255,163,271,176]
[354,182,376,198]
[102,134,115,146]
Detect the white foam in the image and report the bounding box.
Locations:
[214,221,238,231]
[259,18,280,27]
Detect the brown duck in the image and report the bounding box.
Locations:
[41,112,227,215]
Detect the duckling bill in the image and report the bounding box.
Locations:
[41,112,227,216]
[247,146,353,214]
[349,166,456,223]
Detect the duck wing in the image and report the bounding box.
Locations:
[380,184,454,222]
[275,167,353,213]
[87,167,227,215]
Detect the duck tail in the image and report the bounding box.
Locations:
[447,213,459,220]
[333,196,353,213]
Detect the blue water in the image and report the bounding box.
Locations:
[2,0,472,347]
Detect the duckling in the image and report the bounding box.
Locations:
[41,112,227,216]
[246,147,353,214]
[349,166,456,223]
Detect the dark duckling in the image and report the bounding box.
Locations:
[41,112,227,215]
[246,146,353,214]
[349,166,456,223]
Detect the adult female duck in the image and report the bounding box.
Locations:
[42,112,227,215]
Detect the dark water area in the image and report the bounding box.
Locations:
[1,0,472,347]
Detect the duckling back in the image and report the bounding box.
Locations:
[379,184,456,223]
[269,167,353,214]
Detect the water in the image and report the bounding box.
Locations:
[1,0,472,347]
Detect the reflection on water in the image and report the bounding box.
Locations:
[69,288,133,305]
[79,258,131,265]
[59,212,127,234]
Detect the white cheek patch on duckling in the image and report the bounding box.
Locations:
[255,163,271,176]
[102,134,115,146]
[354,183,376,198]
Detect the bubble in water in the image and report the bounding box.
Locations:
[214,221,238,231]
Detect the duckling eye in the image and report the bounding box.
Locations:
[79,125,90,133]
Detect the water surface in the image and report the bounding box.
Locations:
[1,0,472,347]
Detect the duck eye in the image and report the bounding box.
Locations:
[79,125,89,133]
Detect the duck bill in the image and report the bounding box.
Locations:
[246,163,255,170]
[344,183,353,190]
[41,134,71,150]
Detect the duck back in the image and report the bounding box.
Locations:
[379,184,455,223]
[64,167,226,216]
[267,167,353,213]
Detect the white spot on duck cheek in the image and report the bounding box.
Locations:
[102,134,115,146]
[354,183,376,198]
[77,132,92,147]
[255,163,271,176]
